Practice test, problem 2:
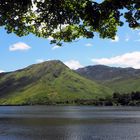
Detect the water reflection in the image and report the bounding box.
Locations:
[0,106,140,140]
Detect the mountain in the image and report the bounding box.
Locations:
[0,61,112,105]
[76,65,140,93]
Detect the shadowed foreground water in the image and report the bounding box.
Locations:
[0,106,140,140]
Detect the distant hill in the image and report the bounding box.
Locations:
[76,65,140,93]
[0,61,112,105]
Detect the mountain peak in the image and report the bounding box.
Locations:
[0,60,111,105]
[77,65,140,81]
[28,60,65,68]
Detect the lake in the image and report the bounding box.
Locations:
[0,106,140,140]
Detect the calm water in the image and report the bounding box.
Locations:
[0,106,140,140]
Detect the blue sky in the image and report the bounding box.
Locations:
[1,23,140,72]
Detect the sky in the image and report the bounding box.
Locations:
[1,22,140,72]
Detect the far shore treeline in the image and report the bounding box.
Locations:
[34,91,140,106]
[72,91,140,106]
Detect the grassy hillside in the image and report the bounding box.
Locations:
[77,65,140,93]
[0,60,112,105]
[105,78,140,93]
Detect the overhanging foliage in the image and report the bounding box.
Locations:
[0,0,140,45]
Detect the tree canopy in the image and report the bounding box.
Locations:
[0,0,140,45]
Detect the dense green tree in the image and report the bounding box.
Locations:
[131,91,140,100]
[112,92,140,106]
[1,0,140,45]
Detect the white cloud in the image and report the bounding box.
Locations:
[9,42,31,51]
[36,59,45,63]
[52,45,61,50]
[91,51,140,69]
[64,60,83,70]
[85,43,93,47]
[0,70,5,73]
[111,35,119,42]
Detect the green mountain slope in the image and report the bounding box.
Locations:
[0,60,112,105]
[105,78,140,93]
[77,65,140,93]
